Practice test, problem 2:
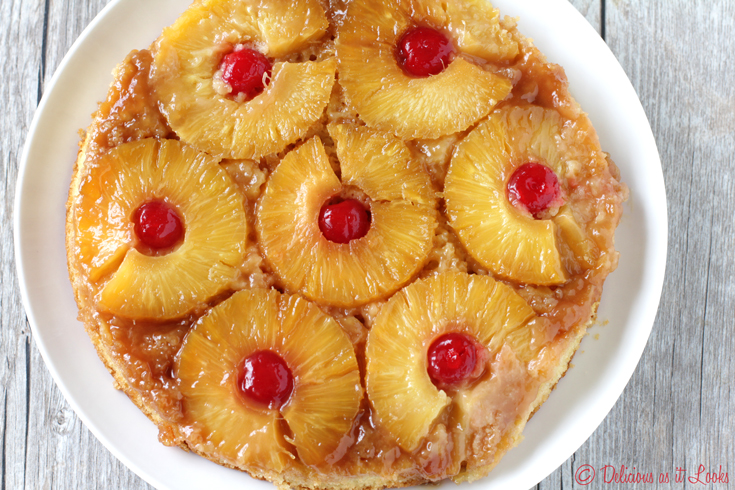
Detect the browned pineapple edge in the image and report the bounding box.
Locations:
[65,0,627,488]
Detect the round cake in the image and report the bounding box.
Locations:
[65,0,628,488]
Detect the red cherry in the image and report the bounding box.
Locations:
[238,351,294,410]
[220,48,272,100]
[133,201,184,249]
[396,27,455,77]
[318,199,371,244]
[507,163,561,218]
[427,333,478,387]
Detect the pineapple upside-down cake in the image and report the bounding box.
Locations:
[65,0,627,488]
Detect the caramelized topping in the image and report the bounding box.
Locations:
[397,27,454,77]
[70,0,627,481]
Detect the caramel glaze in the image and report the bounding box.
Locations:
[82,49,174,162]
[500,42,627,342]
[72,21,626,483]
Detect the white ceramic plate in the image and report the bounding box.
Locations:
[15,0,666,488]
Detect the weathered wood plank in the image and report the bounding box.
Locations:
[5,0,155,487]
[569,0,735,489]
[1,0,50,488]
[569,0,602,35]
[537,455,575,490]
[25,345,154,489]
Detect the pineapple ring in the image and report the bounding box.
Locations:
[176,288,362,468]
[445,106,579,285]
[365,272,545,452]
[257,133,436,307]
[73,138,247,320]
[152,0,335,159]
[336,0,515,139]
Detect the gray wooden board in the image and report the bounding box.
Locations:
[1,0,732,488]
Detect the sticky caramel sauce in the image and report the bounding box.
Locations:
[82,50,173,163]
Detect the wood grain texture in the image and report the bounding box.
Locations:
[1,0,154,488]
[569,0,601,34]
[1,0,733,489]
[589,2,735,487]
[1,1,46,489]
[538,1,735,489]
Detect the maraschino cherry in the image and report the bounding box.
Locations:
[133,201,184,249]
[220,48,272,100]
[427,333,479,387]
[397,27,455,77]
[507,162,562,218]
[319,198,371,244]
[238,350,294,410]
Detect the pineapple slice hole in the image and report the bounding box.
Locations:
[215,47,273,101]
[426,332,490,389]
[506,162,565,219]
[318,195,372,244]
[237,350,295,410]
[396,26,456,78]
[131,200,185,254]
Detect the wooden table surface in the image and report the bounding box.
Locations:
[2,0,733,488]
